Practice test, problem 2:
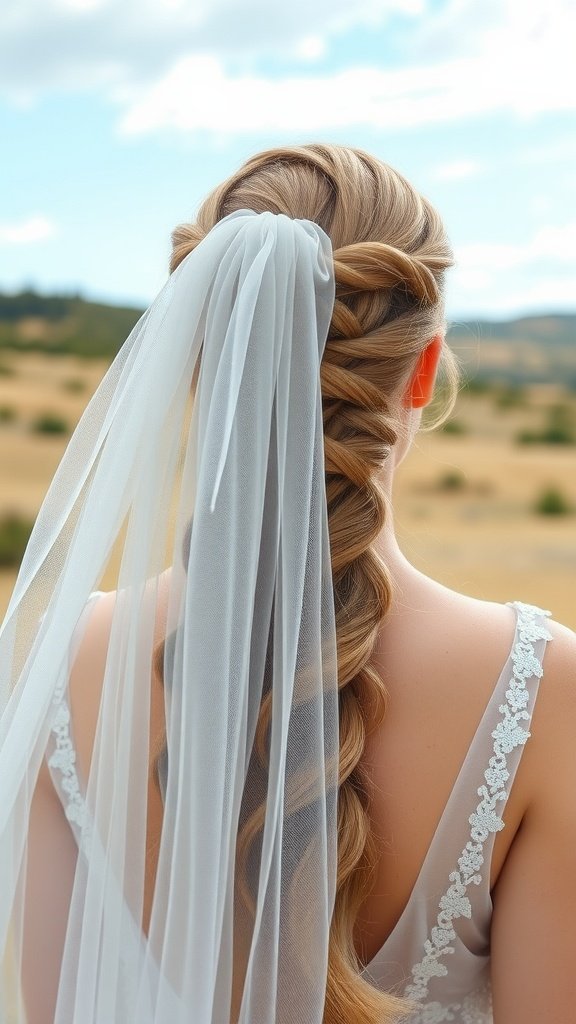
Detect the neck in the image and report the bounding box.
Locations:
[372,460,437,614]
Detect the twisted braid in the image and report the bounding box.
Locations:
[320,267,408,1023]
[154,144,457,1024]
[333,242,439,304]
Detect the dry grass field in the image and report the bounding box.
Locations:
[0,350,574,629]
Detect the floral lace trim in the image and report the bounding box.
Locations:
[47,678,90,836]
[407,980,493,1023]
[44,594,103,840]
[404,602,552,1008]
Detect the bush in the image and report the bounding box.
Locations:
[515,429,539,445]
[441,418,468,436]
[541,404,576,444]
[540,424,575,445]
[0,404,17,424]
[0,512,34,566]
[533,486,573,517]
[548,402,573,421]
[31,412,70,435]
[436,469,467,492]
[61,376,87,394]
[516,426,575,446]
[515,404,576,446]
[0,362,15,377]
[494,384,526,410]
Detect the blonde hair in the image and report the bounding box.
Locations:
[159,144,457,1023]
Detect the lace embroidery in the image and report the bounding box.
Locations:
[404,602,552,1008]
[407,981,493,1023]
[48,678,90,835]
[460,982,493,1024]
[44,594,103,839]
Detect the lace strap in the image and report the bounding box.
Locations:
[403,602,553,1010]
[45,591,105,843]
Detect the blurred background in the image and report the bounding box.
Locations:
[1,0,575,626]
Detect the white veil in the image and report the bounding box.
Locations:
[0,210,339,1023]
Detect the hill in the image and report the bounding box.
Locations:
[0,288,574,384]
[448,314,576,387]
[0,289,142,360]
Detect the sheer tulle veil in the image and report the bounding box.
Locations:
[0,210,340,1023]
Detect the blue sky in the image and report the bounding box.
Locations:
[2,0,575,320]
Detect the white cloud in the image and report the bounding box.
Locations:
[456,223,576,274]
[449,221,576,315]
[450,272,576,317]
[296,36,327,62]
[432,159,484,182]
[432,135,574,189]
[0,0,419,100]
[0,216,58,244]
[55,0,111,12]
[2,0,574,139]
[113,41,576,138]
[410,0,575,67]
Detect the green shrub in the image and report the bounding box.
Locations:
[441,418,468,436]
[0,512,34,566]
[541,404,576,444]
[0,404,17,424]
[540,424,575,445]
[547,402,573,421]
[515,427,575,447]
[515,429,539,445]
[61,376,87,394]
[31,412,69,435]
[494,384,526,410]
[0,362,15,377]
[533,486,573,516]
[436,469,466,492]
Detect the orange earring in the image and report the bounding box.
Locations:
[404,335,443,409]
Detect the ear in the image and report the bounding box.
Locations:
[403,334,444,409]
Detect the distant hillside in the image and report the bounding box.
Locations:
[0,289,142,359]
[448,314,576,387]
[0,288,574,385]
[449,314,575,347]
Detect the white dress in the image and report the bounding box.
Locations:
[44,596,553,1024]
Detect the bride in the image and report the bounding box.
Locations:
[1,144,575,1024]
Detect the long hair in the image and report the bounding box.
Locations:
[155,144,458,1023]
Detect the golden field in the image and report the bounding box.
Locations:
[0,351,574,630]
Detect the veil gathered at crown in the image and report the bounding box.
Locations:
[0,209,339,1024]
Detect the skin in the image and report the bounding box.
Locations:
[25,336,576,1024]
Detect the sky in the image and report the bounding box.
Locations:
[1,0,575,321]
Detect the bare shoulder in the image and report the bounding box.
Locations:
[67,569,173,778]
[78,568,174,651]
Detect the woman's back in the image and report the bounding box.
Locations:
[356,569,540,961]
[354,565,576,1021]
[40,557,576,1023]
